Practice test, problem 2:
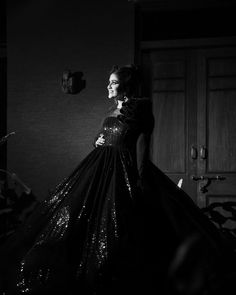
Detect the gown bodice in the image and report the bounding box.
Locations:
[94,98,154,152]
[97,116,139,149]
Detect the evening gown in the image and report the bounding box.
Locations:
[0,98,235,295]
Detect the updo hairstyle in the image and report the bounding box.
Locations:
[110,64,140,98]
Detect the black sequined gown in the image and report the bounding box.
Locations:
[0,98,235,295]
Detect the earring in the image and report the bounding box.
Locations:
[123,94,128,102]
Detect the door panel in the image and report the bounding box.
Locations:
[208,91,236,172]
[152,92,185,173]
[150,51,198,201]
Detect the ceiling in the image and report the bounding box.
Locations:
[131,0,236,11]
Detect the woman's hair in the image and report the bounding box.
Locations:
[109,64,140,98]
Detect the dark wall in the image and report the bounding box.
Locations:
[7,0,134,200]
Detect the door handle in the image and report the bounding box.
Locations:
[200,146,207,159]
[190,146,197,159]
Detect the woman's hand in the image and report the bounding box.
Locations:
[95,134,105,147]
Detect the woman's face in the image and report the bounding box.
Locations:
[107,73,121,99]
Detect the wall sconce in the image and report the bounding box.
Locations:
[61,70,86,94]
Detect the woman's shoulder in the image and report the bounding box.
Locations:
[134,98,154,132]
[129,97,151,105]
[133,97,151,102]
[123,97,152,112]
[128,97,153,116]
[119,97,154,132]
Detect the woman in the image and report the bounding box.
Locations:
[0,65,235,295]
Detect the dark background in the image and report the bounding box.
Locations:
[1,0,236,201]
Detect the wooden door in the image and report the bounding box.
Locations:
[145,45,236,207]
[196,47,236,209]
